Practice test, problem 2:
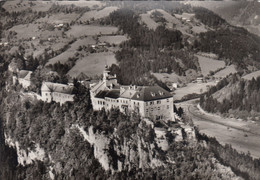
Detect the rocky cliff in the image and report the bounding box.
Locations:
[0,87,243,179]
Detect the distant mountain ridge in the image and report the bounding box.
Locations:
[186,1,260,36]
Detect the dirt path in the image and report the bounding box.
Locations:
[176,99,260,159]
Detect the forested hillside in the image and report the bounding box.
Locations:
[200,74,260,119]
[99,5,260,86]
[104,8,199,85]
[1,2,260,179]
[196,28,260,70]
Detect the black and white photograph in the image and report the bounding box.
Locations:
[0,0,260,179]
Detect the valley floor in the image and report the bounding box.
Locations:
[177,99,260,159]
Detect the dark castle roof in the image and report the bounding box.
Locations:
[95,86,172,101]
[95,89,120,99]
[131,86,172,101]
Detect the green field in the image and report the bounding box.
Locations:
[9,24,62,40]
[55,1,104,8]
[173,81,217,100]
[68,52,117,78]
[66,25,118,38]
[98,35,128,45]
[196,55,226,76]
[36,13,80,24]
[242,70,260,80]
[214,65,237,78]
[3,1,52,12]
[46,37,96,65]
[78,6,118,22]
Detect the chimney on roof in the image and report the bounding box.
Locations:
[110,84,114,89]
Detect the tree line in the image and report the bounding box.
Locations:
[200,74,260,117]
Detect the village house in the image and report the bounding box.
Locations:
[90,67,174,121]
[41,82,74,104]
[8,62,32,89]
[13,70,32,89]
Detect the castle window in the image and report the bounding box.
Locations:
[150,102,153,105]
[151,92,155,97]
[167,105,169,109]
[151,108,153,111]
[159,91,164,96]
[157,100,160,104]
[117,100,119,103]
[46,93,48,96]
[158,107,160,110]
[146,109,148,113]
[167,99,169,102]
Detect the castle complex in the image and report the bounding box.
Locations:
[90,67,174,120]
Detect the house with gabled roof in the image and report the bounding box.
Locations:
[41,82,74,104]
[90,67,174,121]
[13,70,32,89]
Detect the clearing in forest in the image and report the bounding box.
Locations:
[213,65,237,78]
[46,37,96,65]
[78,6,119,22]
[242,70,260,80]
[66,25,118,38]
[67,52,117,78]
[98,35,128,45]
[196,55,225,76]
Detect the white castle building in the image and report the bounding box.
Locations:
[41,82,74,104]
[90,67,174,120]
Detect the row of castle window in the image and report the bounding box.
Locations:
[105,98,141,105]
[146,105,170,112]
[97,101,105,105]
[146,99,169,106]
[45,92,71,99]
[98,98,169,107]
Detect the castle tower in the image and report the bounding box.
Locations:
[103,65,110,82]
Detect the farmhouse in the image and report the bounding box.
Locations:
[41,82,74,104]
[13,70,32,89]
[90,67,174,120]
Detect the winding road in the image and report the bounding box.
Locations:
[187,105,260,136]
[176,99,260,159]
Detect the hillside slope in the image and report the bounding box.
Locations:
[200,74,260,120]
[186,1,260,36]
